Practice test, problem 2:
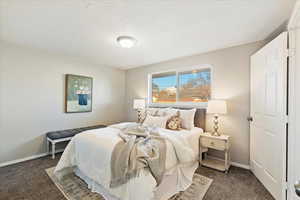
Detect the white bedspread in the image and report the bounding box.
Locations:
[54,122,203,200]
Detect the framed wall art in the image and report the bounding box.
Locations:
[65,74,93,113]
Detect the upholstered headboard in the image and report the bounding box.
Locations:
[149,107,206,131]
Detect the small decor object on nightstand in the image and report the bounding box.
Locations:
[207,100,227,136]
[199,132,231,173]
[133,99,146,123]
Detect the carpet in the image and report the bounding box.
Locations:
[46,167,212,200]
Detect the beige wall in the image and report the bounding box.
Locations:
[0,41,265,166]
[0,42,126,164]
[125,41,265,166]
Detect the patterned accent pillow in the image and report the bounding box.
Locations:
[143,115,169,128]
[140,108,158,123]
[166,114,182,130]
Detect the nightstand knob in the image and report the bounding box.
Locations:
[210,141,215,146]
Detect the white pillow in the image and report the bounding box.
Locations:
[155,108,170,116]
[156,108,179,117]
[140,108,159,122]
[179,109,196,130]
[143,115,169,128]
[166,108,179,116]
[146,108,159,115]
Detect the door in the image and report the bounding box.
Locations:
[288,27,300,200]
[250,32,288,200]
[288,12,300,199]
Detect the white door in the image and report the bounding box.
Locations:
[288,27,300,200]
[250,32,288,200]
[288,5,300,198]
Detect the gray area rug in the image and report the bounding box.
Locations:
[46,167,212,200]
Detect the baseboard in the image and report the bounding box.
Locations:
[231,161,250,170]
[1,150,251,170]
[0,149,65,168]
[206,155,250,170]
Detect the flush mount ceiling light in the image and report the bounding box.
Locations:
[117,36,137,48]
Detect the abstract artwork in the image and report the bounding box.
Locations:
[65,74,93,113]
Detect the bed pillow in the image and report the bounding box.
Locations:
[140,108,159,122]
[147,108,159,115]
[156,108,179,117]
[165,108,179,116]
[166,115,182,130]
[143,115,169,128]
[156,108,171,116]
[178,108,196,130]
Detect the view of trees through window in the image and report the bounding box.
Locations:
[152,72,177,103]
[151,68,211,103]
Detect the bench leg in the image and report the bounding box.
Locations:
[52,142,55,159]
[47,140,50,154]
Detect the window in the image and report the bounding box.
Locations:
[152,72,177,103]
[178,69,211,102]
[149,68,211,104]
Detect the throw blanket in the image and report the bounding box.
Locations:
[110,126,167,188]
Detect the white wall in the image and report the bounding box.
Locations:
[125,41,265,166]
[0,42,126,164]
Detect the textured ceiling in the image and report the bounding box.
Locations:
[0,0,296,69]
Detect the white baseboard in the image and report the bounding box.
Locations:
[0,153,48,168]
[231,161,250,170]
[1,150,251,170]
[0,149,65,168]
[206,155,250,170]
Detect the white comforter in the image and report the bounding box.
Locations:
[54,122,203,200]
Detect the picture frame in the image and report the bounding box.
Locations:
[65,74,93,113]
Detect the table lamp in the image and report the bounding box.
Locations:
[207,100,227,136]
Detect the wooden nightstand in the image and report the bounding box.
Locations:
[199,132,231,173]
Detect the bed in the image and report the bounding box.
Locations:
[54,108,206,200]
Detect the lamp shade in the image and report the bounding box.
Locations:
[133,99,145,109]
[207,100,227,114]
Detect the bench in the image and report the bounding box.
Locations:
[46,124,107,159]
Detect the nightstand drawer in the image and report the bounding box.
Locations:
[201,137,226,151]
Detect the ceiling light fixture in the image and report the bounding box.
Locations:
[117,36,137,48]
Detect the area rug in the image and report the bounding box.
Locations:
[46,167,212,200]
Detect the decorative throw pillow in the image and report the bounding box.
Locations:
[143,115,169,128]
[166,115,182,130]
[178,108,196,130]
[140,108,159,123]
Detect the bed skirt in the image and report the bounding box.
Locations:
[74,161,199,200]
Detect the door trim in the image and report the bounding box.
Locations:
[288,26,297,200]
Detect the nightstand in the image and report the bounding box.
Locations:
[199,132,231,173]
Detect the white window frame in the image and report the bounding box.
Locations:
[148,65,213,108]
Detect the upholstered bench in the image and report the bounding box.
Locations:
[46,124,107,159]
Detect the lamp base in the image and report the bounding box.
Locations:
[137,109,143,123]
[211,114,221,136]
[211,131,221,137]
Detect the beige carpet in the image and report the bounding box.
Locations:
[46,167,212,200]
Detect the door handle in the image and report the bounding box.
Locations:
[247,116,253,122]
[295,181,300,197]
